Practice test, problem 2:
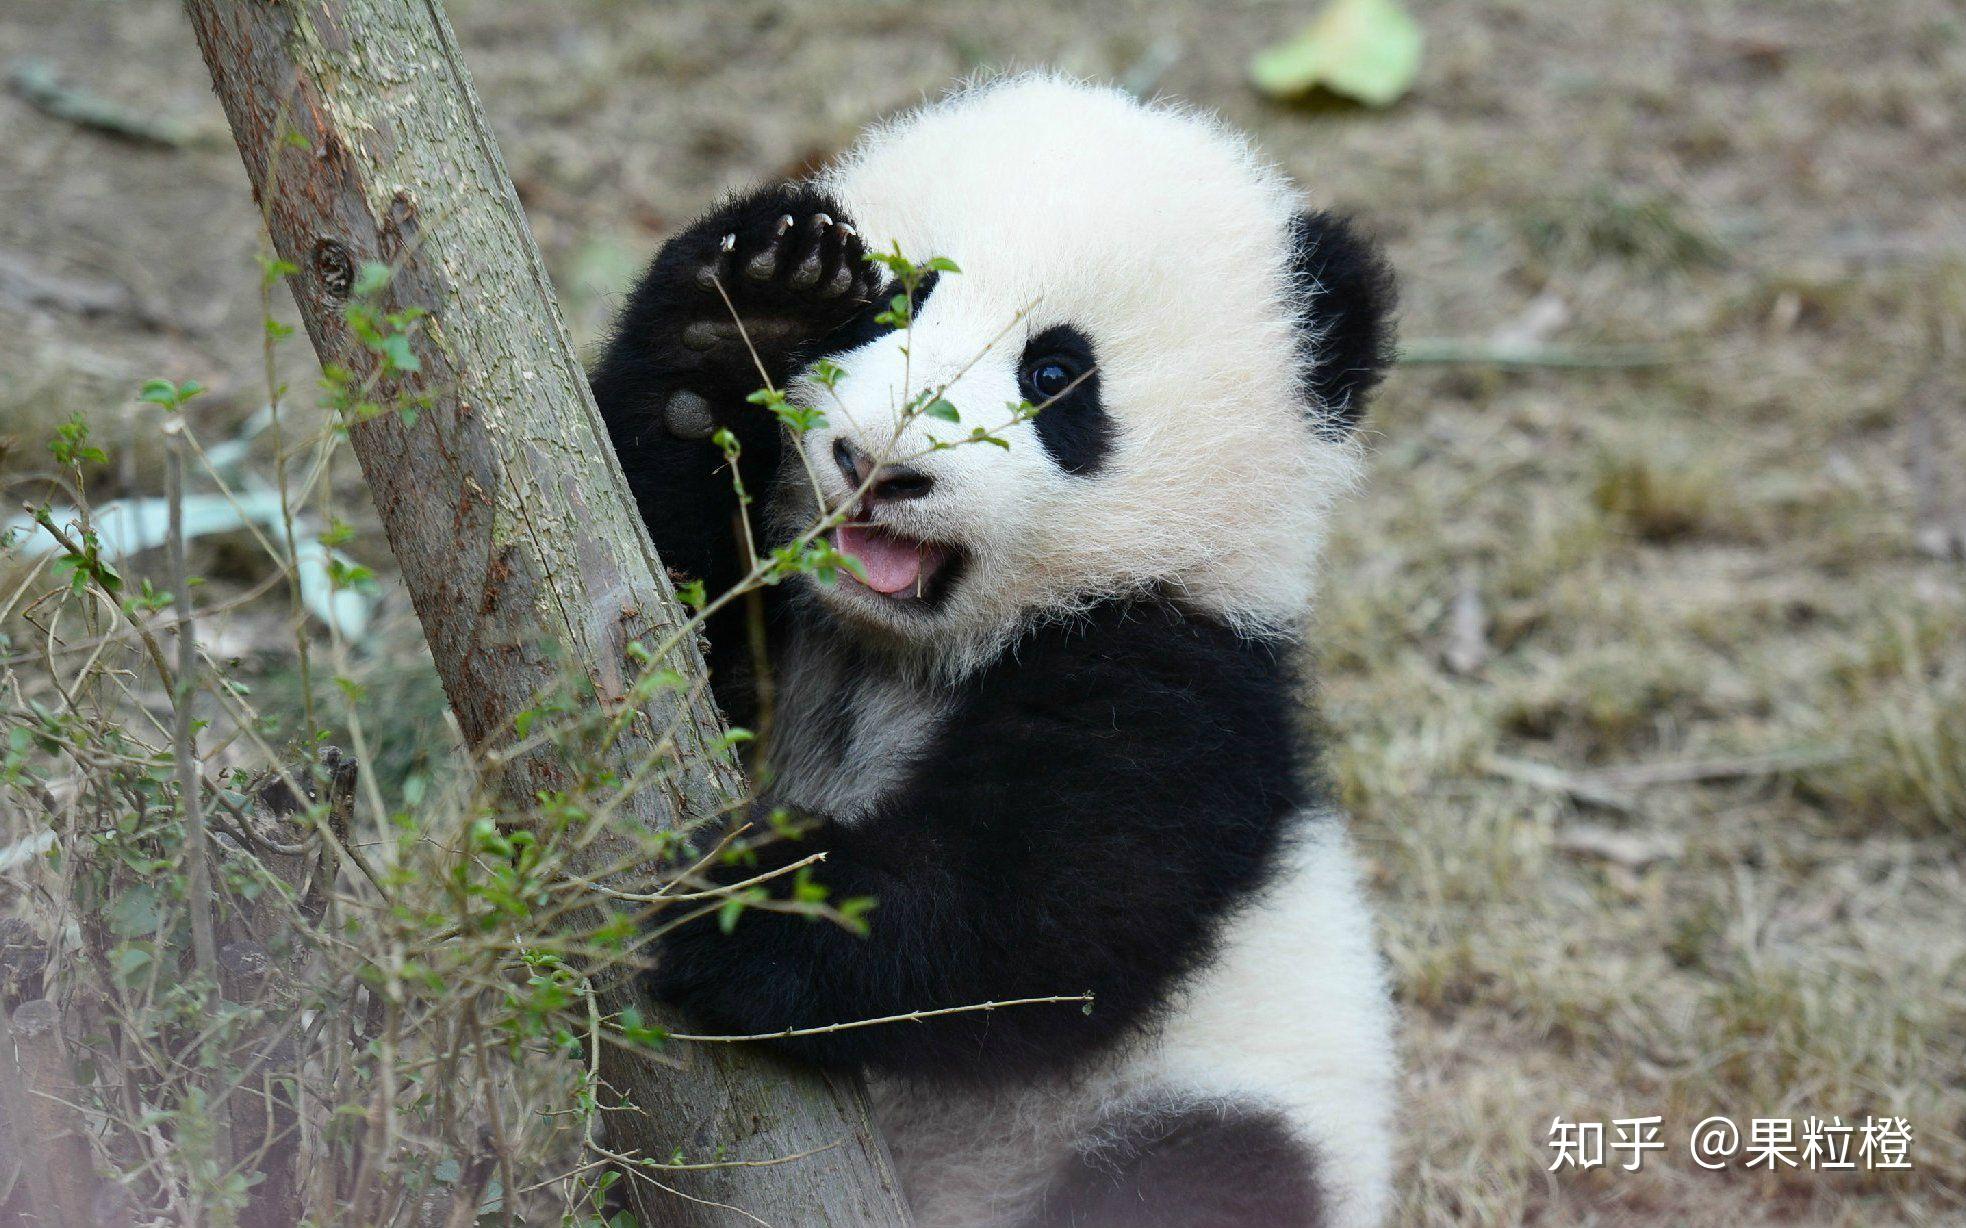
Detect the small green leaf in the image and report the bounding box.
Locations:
[791,866,828,904]
[376,331,421,373]
[111,945,152,979]
[921,397,960,424]
[862,246,919,278]
[1249,0,1422,107]
[258,254,300,287]
[326,558,376,592]
[836,895,876,936]
[353,262,393,297]
[617,1007,667,1049]
[135,379,204,412]
[319,517,355,547]
[107,884,165,938]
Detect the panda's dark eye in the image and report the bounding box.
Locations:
[1020,356,1082,405]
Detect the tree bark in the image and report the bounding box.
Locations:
[181,3,913,1224]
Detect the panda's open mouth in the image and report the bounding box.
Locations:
[831,521,963,605]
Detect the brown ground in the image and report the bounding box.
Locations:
[2,1,1962,1224]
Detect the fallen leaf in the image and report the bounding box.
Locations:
[1249,0,1423,107]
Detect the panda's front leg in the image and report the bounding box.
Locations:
[647,813,971,1070]
[592,185,885,718]
[592,184,884,589]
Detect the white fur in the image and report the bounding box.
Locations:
[871,819,1397,1228]
[767,627,950,823]
[777,74,1363,678]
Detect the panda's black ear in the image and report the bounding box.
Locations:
[1289,210,1397,430]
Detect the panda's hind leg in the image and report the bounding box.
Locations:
[1025,1098,1323,1228]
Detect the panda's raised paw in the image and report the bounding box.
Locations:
[632,186,888,442]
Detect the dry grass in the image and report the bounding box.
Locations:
[2,0,1963,1224]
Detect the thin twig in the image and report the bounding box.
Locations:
[667,993,1095,1043]
[1484,754,1639,814]
[586,851,828,905]
[164,415,232,1165]
[1590,749,1847,789]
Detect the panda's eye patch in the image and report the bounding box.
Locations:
[1021,355,1083,404]
[1018,324,1109,476]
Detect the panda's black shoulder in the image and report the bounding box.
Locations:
[929,595,1312,837]
[978,598,1298,727]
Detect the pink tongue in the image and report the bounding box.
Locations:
[836,524,924,595]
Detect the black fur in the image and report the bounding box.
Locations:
[1023,324,1111,475]
[649,596,1310,1078]
[1031,1102,1324,1228]
[817,269,942,361]
[1289,210,1397,429]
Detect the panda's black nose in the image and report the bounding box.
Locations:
[834,437,934,503]
[871,466,934,501]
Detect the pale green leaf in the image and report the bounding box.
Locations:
[1249,0,1422,107]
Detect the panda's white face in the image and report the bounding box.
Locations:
[771,76,1364,676]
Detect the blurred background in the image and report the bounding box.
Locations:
[2,1,1962,1223]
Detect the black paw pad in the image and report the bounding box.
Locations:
[662,390,717,440]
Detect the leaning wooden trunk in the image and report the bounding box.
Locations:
[180,1,912,1224]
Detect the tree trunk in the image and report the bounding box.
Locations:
[181,3,913,1224]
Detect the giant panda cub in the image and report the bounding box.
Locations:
[593,74,1398,1228]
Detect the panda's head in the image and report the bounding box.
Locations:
[775,74,1394,675]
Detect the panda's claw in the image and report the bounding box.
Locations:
[694,232,739,290]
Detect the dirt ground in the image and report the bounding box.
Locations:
[2,1,1962,1224]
